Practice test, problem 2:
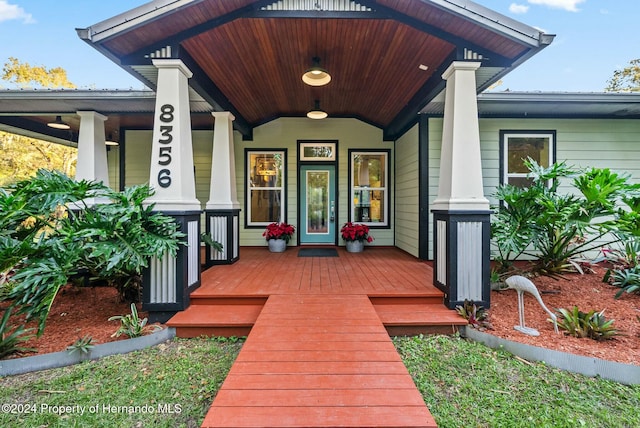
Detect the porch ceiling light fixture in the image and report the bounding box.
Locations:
[105,134,119,146]
[307,99,328,120]
[47,115,70,130]
[302,57,331,86]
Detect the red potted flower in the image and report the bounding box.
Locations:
[263,222,295,252]
[340,222,373,252]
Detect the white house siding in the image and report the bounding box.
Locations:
[394,124,420,257]
[119,118,394,247]
[427,117,640,259]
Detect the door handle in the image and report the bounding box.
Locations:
[330,200,335,222]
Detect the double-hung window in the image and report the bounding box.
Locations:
[500,131,556,187]
[246,150,286,225]
[349,150,389,226]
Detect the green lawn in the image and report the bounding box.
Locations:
[1,335,638,428]
[395,334,640,428]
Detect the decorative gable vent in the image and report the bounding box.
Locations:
[463,48,484,61]
[262,0,371,11]
[144,45,173,59]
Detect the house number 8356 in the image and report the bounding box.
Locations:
[157,104,174,188]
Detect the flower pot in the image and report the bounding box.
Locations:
[345,240,364,253]
[267,238,287,253]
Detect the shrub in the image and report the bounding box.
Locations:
[455,299,492,330]
[491,159,637,276]
[66,335,96,355]
[109,303,161,338]
[555,306,619,340]
[0,308,35,358]
[1,170,185,335]
[604,265,640,299]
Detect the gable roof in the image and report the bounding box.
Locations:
[76,0,553,139]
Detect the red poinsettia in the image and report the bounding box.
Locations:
[263,222,295,243]
[340,222,374,243]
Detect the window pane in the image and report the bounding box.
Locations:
[371,190,385,223]
[306,171,329,234]
[354,154,385,187]
[351,151,388,226]
[507,137,550,174]
[250,189,282,223]
[249,153,283,188]
[508,177,534,188]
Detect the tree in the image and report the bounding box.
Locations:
[606,58,640,92]
[2,57,75,89]
[1,58,78,187]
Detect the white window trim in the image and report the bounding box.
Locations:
[349,150,389,227]
[246,150,285,226]
[502,132,555,186]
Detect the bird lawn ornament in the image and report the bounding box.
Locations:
[505,275,559,336]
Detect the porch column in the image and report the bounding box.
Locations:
[205,112,240,266]
[432,61,491,309]
[75,111,109,206]
[143,59,201,322]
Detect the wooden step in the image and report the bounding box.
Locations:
[372,300,467,336]
[166,303,264,338]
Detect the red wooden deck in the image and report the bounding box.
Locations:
[168,247,461,427]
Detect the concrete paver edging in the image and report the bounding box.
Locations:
[0,327,176,377]
[462,327,640,385]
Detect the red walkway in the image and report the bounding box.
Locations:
[201,294,437,428]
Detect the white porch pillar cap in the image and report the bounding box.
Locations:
[151,58,193,78]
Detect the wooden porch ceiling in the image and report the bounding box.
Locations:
[78,0,552,140]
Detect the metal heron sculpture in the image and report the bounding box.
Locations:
[505,275,559,336]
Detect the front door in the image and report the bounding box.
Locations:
[299,164,336,244]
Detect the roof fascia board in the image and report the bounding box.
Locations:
[478,92,640,104]
[78,0,206,44]
[425,0,551,47]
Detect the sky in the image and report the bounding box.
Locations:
[0,0,638,92]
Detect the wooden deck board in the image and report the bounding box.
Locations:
[201,293,436,428]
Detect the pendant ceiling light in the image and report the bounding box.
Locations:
[47,115,70,130]
[302,57,331,87]
[307,99,328,120]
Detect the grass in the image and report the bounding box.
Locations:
[395,334,640,428]
[1,334,639,427]
[0,337,242,428]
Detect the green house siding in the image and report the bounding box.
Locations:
[394,124,420,257]
[116,118,395,248]
[427,117,640,259]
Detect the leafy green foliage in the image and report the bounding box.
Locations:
[491,159,637,276]
[0,308,35,358]
[109,303,161,338]
[1,170,185,335]
[455,299,492,330]
[605,265,640,299]
[555,306,619,340]
[66,335,96,355]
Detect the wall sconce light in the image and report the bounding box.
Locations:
[307,99,328,119]
[302,57,331,86]
[47,115,70,130]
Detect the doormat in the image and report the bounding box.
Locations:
[298,248,339,257]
